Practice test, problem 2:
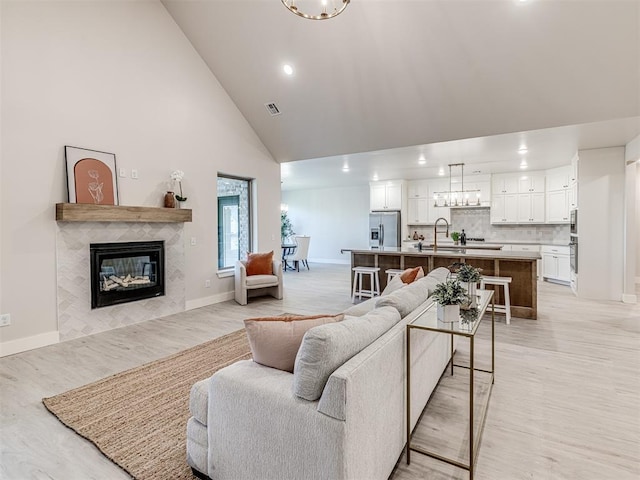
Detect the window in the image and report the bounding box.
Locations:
[217,175,251,269]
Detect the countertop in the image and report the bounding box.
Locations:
[401,239,569,247]
[341,247,541,260]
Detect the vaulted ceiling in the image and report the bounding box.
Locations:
[162,0,640,187]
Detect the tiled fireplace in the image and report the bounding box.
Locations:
[56,221,185,341]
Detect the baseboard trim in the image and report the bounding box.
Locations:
[622,293,637,304]
[186,291,234,311]
[0,330,60,358]
[309,258,350,265]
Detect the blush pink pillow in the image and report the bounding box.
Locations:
[244,314,344,372]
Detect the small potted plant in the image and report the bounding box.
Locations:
[455,263,482,308]
[459,306,479,330]
[431,279,468,322]
[450,231,461,245]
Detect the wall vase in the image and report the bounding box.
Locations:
[164,191,176,208]
[436,303,460,323]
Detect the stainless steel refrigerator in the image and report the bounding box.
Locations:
[369,211,401,248]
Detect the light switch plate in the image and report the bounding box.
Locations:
[119,168,126,178]
[0,314,11,327]
[190,237,197,246]
[131,169,138,179]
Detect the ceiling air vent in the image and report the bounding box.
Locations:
[264,102,281,116]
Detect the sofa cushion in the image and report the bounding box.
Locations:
[293,306,400,401]
[380,274,405,296]
[418,266,452,296]
[400,266,424,284]
[375,278,430,318]
[342,297,378,317]
[244,314,344,372]
[245,274,278,287]
[245,251,274,276]
[189,379,210,425]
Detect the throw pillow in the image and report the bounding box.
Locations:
[244,314,344,372]
[381,274,405,296]
[293,306,401,401]
[245,251,274,276]
[400,266,424,284]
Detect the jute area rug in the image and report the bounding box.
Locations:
[43,328,252,480]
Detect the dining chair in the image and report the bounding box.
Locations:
[287,235,310,271]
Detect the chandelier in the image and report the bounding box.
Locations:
[433,163,482,207]
[281,0,350,20]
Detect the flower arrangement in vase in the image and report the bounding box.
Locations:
[431,279,468,322]
[170,170,187,204]
[455,263,482,309]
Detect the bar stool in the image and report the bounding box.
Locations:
[480,275,512,324]
[385,268,404,283]
[351,267,381,303]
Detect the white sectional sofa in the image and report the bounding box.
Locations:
[187,267,452,480]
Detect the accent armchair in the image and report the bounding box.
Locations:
[234,259,283,305]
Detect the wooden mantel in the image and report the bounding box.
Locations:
[56,203,192,223]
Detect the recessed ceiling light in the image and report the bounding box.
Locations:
[518,146,528,154]
[438,168,445,176]
[372,173,379,181]
[473,170,481,174]
[418,155,426,165]
[283,64,294,76]
[342,166,349,172]
[520,164,528,169]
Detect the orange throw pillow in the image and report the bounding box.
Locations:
[400,266,424,284]
[244,314,344,372]
[245,251,274,276]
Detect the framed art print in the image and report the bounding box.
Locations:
[65,146,119,205]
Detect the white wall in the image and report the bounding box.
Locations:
[0,1,280,348]
[637,161,640,281]
[282,185,370,264]
[627,135,640,282]
[577,147,626,301]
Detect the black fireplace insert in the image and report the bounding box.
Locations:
[90,241,165,309]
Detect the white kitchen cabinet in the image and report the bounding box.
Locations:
[428,203,451,224]
[492,175,519,194]
[407,198,429,224]
[370,181,402,210]
[569,184,577,209]
[545,165,574,224]
[546,189,570,223]
[570,153,579,185]
[490,194,518,223]
[516,192,545,223]
[407,180,429,199]
[518,174,545,193]
[541,245,570,284]
[546,166,571,191]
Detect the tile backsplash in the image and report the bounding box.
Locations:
[408,208,569,244]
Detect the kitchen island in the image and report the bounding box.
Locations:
[342,246,541,319]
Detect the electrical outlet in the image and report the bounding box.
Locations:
[190,237,196,246]
[119,168,126,178]
[131,169,138,179]
[0,314,11,327]
[205,280,211,288]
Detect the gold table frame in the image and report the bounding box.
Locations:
[406,290,495,480]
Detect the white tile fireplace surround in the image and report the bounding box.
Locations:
[56,222,185,341]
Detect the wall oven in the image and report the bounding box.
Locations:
[570,209,578,235]
[569,237,578,274]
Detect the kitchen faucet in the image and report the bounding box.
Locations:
[433,217,449,249]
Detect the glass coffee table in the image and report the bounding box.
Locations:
[405,289,495,480]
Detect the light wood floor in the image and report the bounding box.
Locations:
[1,264,639,480]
